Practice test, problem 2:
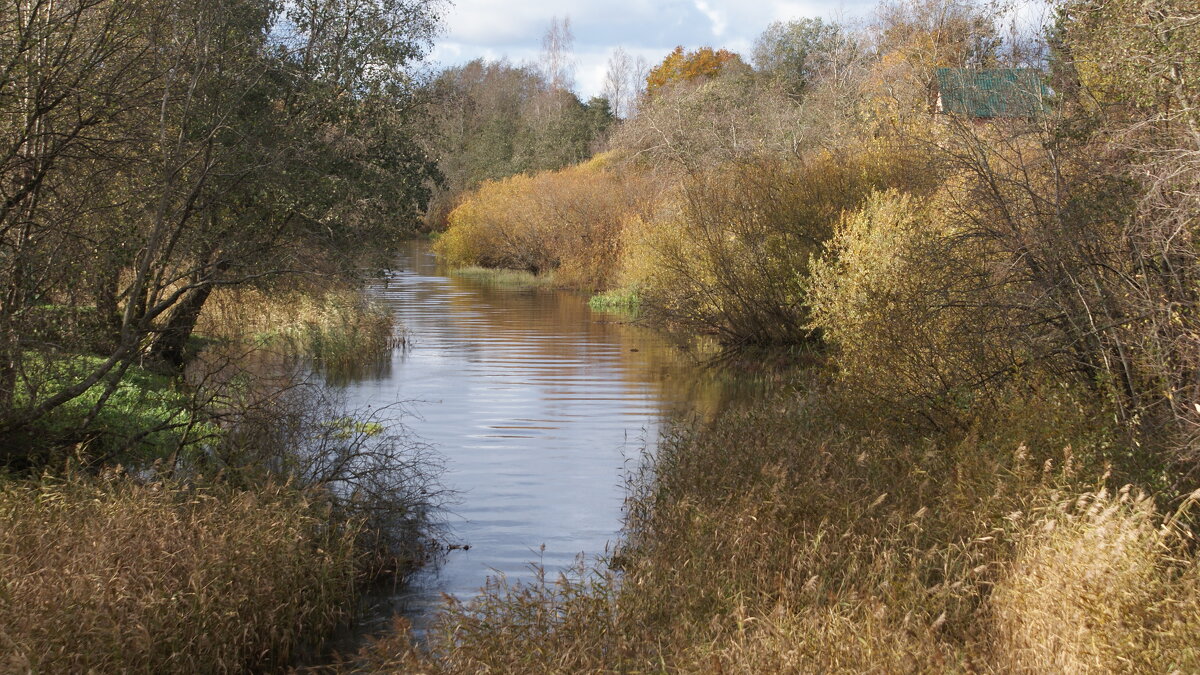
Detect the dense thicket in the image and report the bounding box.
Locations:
[0,0,442,465]
[438,0,1200,451]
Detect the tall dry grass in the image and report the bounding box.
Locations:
[0,472,358,673]
[992,486,1200,673]
[196,286,399,370]
[350,379,1200,673]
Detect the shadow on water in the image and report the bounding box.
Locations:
[322,240,770,650]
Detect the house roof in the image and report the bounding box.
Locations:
[935,68,1050,118]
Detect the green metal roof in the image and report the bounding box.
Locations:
[935,68,1049,118]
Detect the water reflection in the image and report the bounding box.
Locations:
[337,240,736,635]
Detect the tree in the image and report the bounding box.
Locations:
[1062,0,1198,122]
[418,58,613,228]
[872,0,1001,70]
[644,46,745,97]
[753,18,850,97]
[603,47,647,119]
[0,0,444,463]
[540,15,575,92]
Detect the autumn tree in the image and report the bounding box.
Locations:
[1056,0,1200,446]
[644,46,746,97]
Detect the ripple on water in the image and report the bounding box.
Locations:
[337,240,728,636]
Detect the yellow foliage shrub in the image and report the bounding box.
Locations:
[434,154,661,291]
[808,187,1035,411]
[621,144,922,345]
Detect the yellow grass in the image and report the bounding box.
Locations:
[0,473,359,673]
[196,286,399,370]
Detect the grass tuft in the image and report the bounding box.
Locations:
[587,288,641,315]
[450,266,558,288]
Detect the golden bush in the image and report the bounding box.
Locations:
[808,187,1036,412]
[621,145,919,345]
[434,154,661,291]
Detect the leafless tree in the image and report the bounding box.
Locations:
[540,15,575,92]
[603,47,640,119]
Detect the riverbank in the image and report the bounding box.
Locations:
[0,284,443,672]
[355,377,1200,672]
[0,474,358,672]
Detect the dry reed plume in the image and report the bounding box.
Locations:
[197,287,399,370]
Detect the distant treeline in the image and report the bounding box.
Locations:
[418,59,616,228]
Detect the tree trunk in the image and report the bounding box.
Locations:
[147,281,217,372]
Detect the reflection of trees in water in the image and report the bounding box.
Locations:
[363,242,766,428]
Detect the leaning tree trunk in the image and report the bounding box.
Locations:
[147,280,218,372]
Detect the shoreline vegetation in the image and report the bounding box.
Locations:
[366,0,1200,670]
[449,266,559,289]
[0,0,449,669]
[0,284,447,671]
[5,0,1200,670]
[363,382,1200,672]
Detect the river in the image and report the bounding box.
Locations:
[335,240,736,638]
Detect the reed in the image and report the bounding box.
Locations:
[196,287,400,370]
[587,288,641,315]
[0,472,359,673]
[450,266,558,288]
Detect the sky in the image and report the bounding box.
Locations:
[427,0,879,99]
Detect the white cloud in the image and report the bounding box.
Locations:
[428,0,878,98]
[769,1,832,22]
[693,0,728,37]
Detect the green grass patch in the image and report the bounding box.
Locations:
[450,266,558,288]
[16,354,211,465]
[588,288,641,315]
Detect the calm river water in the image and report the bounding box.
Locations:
[337,240,735,636]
